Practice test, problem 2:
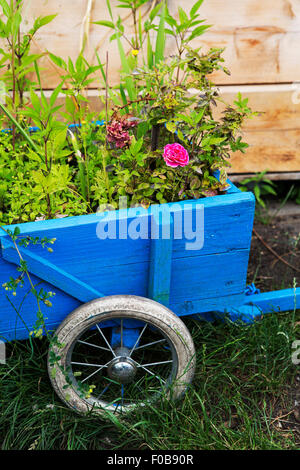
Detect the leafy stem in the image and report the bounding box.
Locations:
[0,102,41,155]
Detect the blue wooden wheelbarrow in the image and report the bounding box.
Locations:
[0,180,299,415]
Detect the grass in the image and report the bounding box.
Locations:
[0,307,299,450]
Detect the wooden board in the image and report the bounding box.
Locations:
[218,84,300,173]
[230,173,300,182]
[169,0,300,85]
[1,0,299,88]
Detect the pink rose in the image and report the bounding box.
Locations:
[163,143,189,168]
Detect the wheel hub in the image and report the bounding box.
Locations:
[107,347,137,384]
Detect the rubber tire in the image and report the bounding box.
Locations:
[48,295,196,416]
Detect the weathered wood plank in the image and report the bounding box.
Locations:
[4,0,299,88]
[229,172,300,182]
[182,1,300,85]
[218,84,300,173]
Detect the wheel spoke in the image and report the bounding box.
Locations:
[139,365,166,384]
[71,361,108,368]
[138,360,173,367]
[96,324,116,357]
[77,339,110,352]
[81,360,111,383]
[132,359,166,384]
[129,323,147,357]
[135,338,167,350]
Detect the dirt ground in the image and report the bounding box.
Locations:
[247,201,300,443]
[247,202,300,291]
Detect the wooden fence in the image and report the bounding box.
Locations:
[3,0,300,177]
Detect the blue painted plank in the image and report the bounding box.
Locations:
[170,292,246,317]
[111,326,141,349]
[170,249,249,304]
[172,194,254,257]
[0,246,249,335]
[0,322,63,342]
[0,269,80,339]
[2,286,298,342]
[243,288,300,314]
[1,238,104,303]
[0,193,255,278]
[209,287,300,324]
[0,191,254,244]
[148,207,173,306]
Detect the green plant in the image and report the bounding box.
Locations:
[291,185,300,205]
[94,1,215,123]
[239,171,277,208]
[90,0,256,208]
[0,0,256,223]
[48,53,100,124]
[87,57,254,207]
[0,0,56,148]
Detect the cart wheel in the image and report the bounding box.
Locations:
[48,295,195,416]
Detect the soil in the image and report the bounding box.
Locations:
[247,204,300,291]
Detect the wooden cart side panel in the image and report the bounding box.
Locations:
[0,191,255,341]
[0,246,249,314]
[0,192,254,295]
[0,291,245,342]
